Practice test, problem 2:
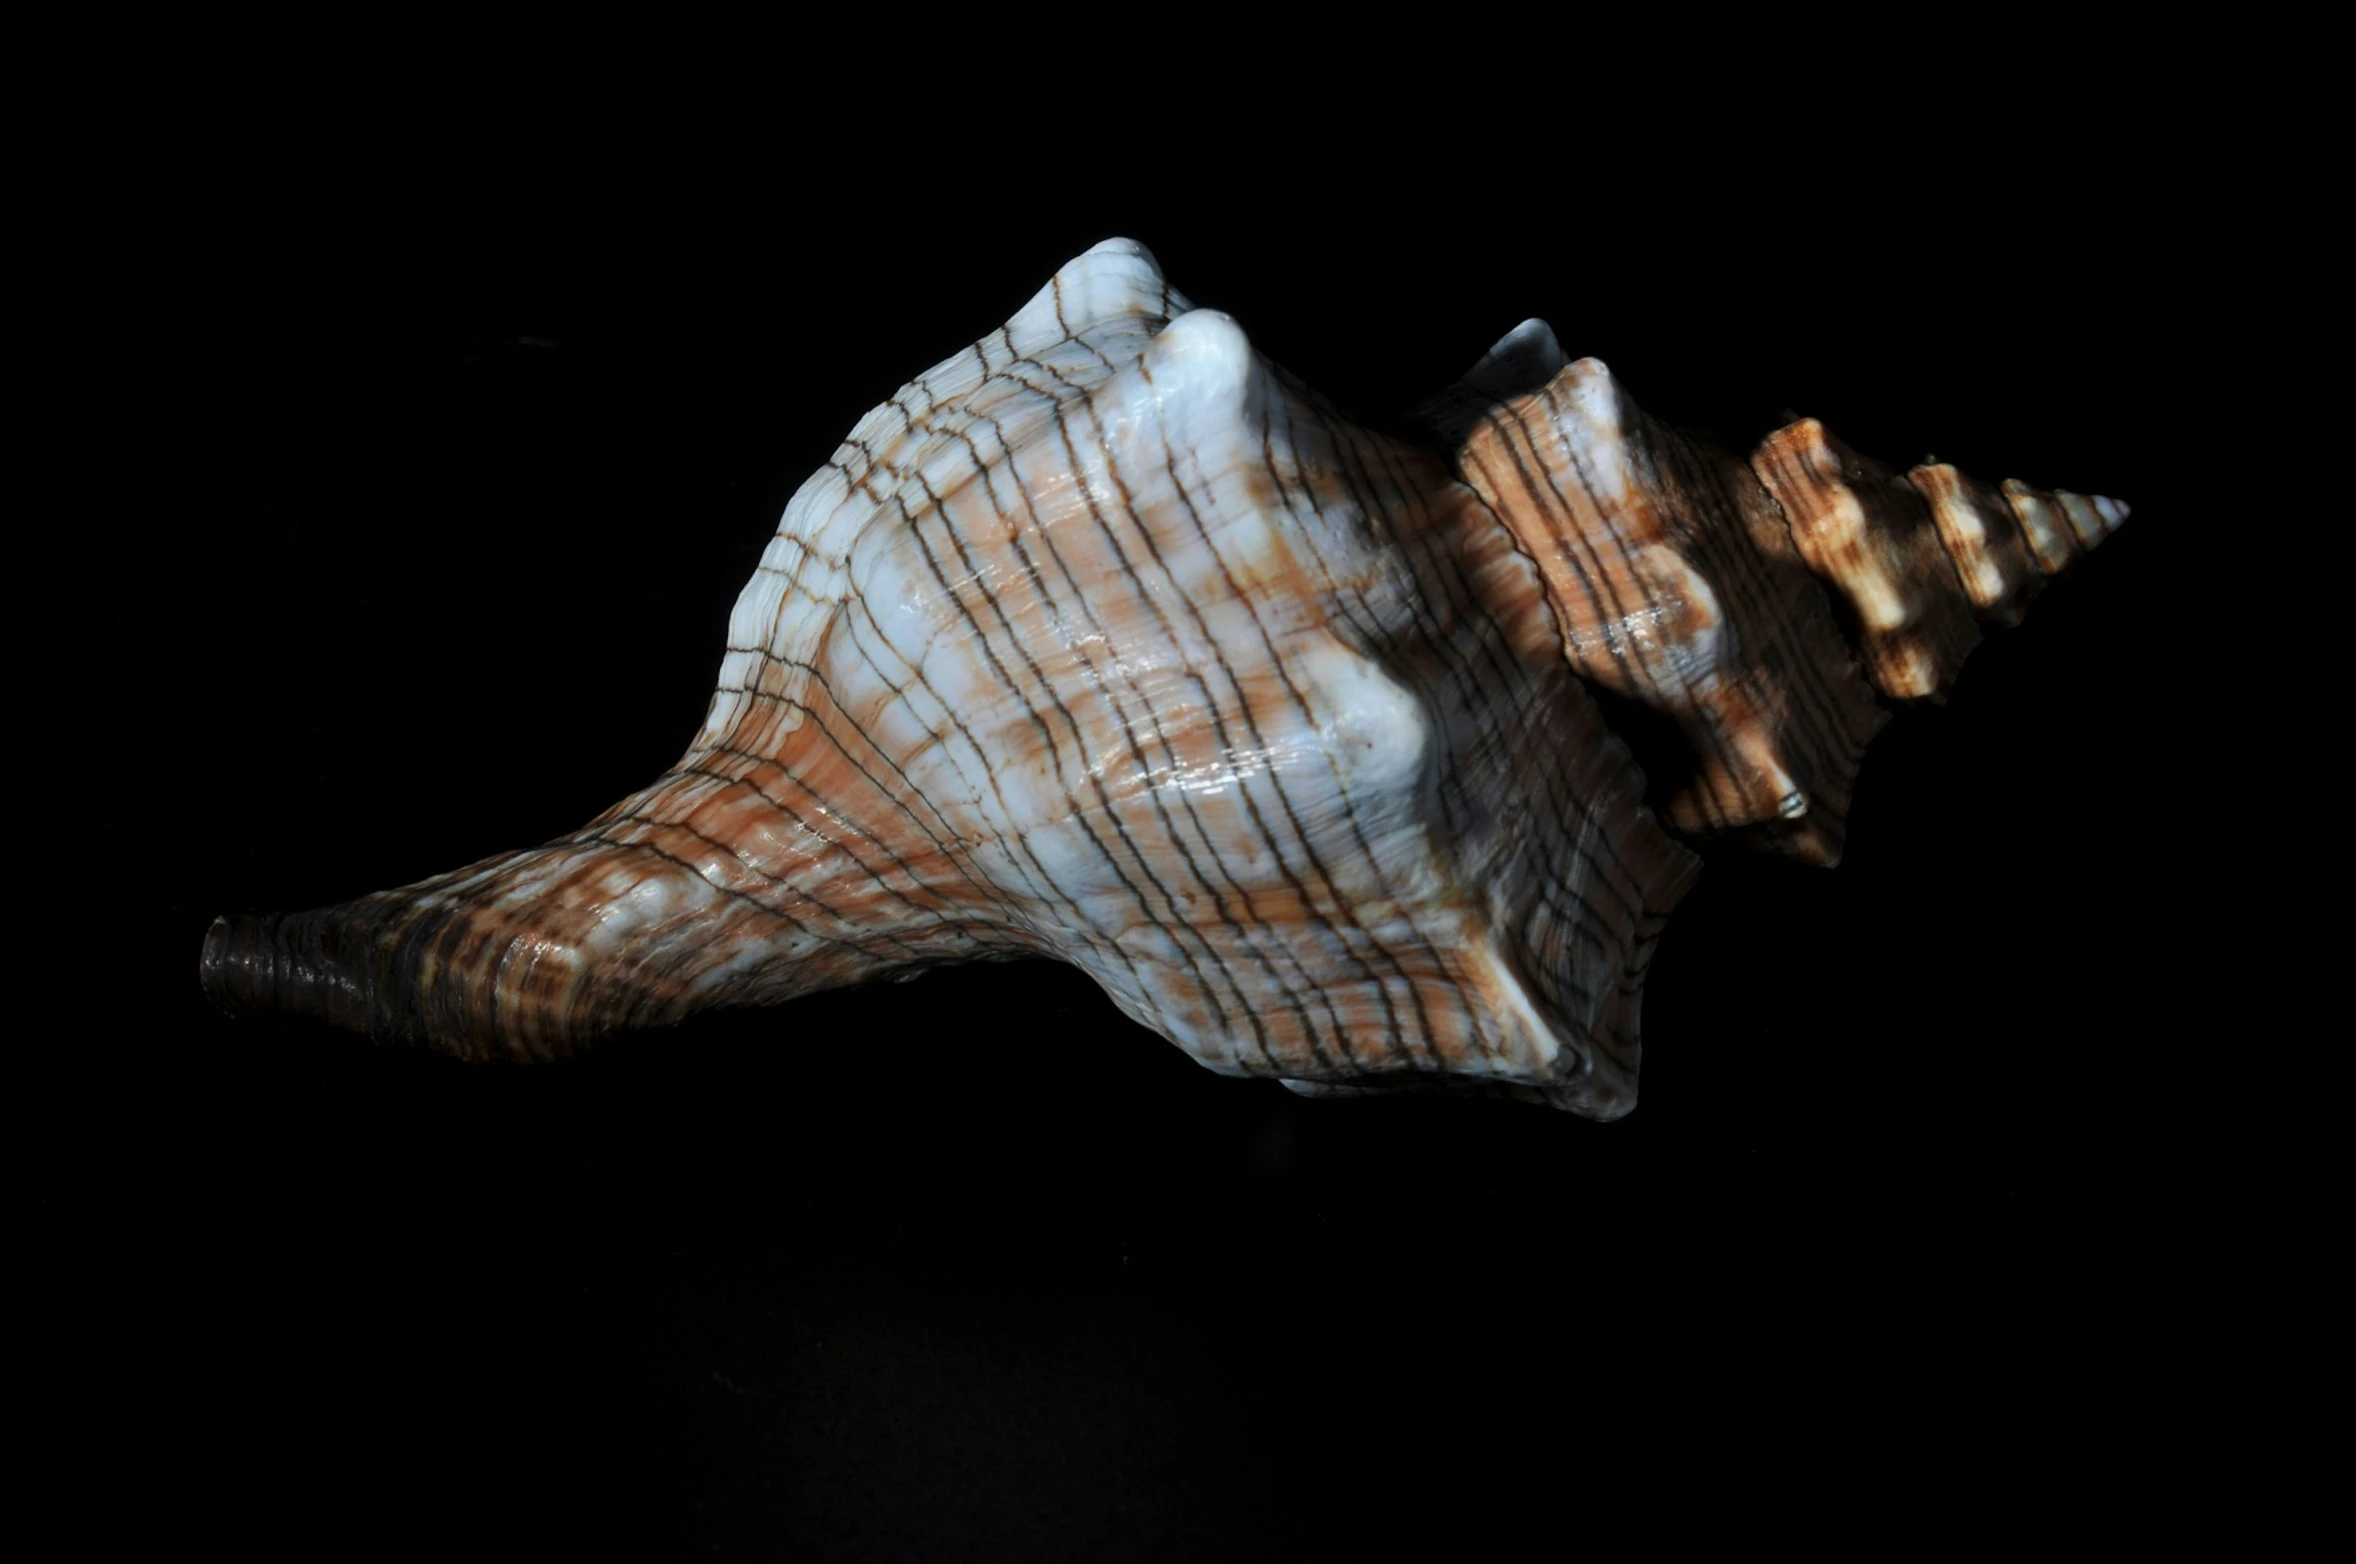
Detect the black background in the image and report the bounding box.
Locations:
[34,92,2275,1557]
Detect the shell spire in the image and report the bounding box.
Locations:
[201,239,2124,1116]
[1426,326,2126,864]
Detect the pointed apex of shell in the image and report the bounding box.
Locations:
[2066,491,2132,545]
[1999,478,2129,575]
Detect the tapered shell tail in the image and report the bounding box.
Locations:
[198,845,726,1060]
[196,817,961,1060]
[198,894,619,1060]
[203,911,370,1039]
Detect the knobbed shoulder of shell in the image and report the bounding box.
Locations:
[201,239,2125,1119]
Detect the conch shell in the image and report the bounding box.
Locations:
[199,239,2125,1119]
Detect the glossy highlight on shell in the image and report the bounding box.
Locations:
[199,239,2127,1119]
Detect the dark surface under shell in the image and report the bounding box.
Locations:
[38,146,2270,1556]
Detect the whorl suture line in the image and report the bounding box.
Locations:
[199,238,2127,1119]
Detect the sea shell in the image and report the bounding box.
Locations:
[199,238,2126,1119]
